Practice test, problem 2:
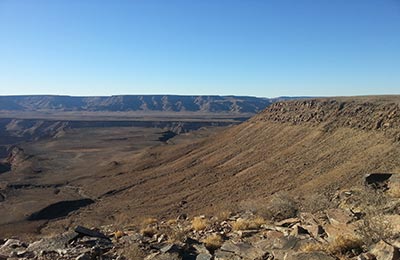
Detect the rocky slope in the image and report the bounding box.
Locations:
[0,95,274,113]
[58,96,400,222]
[1,176,399,259]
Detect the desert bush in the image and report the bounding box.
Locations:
[327,236,363,255]
[123,244,146,260]
[203,234,223,251]
[350,188,396,245]
[231,216,266,231]
[356,213,394,246]
[166,218,178,226]
[263,192,299,221]
[114,230,125,239]
[140,226,157,237]
[302,235,363,256]
[141,217,158,226]
[238,192,298,221]
[192,216,208,231]
[215,210,232,221]
[301,192,333,213]
[166,228,187,243]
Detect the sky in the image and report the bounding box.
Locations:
[0,0,399,98]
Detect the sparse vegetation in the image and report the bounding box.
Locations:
[140,226,157,237]
[141,217,158,226]
[302,235,363,256]
[122,244,146,260]
[263,192,299,221]
[215,210,231,221]
[231,216,266,231]
[357,213,394,246]
[301,192,334,213]
[192,216,208,231]
[349,188,396,245]
[203,233,223,251]
[114,230,125,239]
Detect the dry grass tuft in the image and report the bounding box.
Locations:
[301,192,333,213]
[203,233,223,251]
[114,230,125,239]
[357,213,394,246]
[216,210,231,221]
[192,216,208,231]
[231,216,266,231]
[140,226,157,237]
[122,244,146,260]
[264,192,298,221]
[327,236,363,255]
[302,235,363,256]
[166,219,178,226]
[141,217,158,226]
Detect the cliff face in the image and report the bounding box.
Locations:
[252,97,400,141]
[0,95,272,113]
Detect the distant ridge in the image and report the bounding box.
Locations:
[0,95,301,114]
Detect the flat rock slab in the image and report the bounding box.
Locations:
[196,253,212,260]
[286,252,335,260]
[28,231,79,253]
[75,226,109,240]
[371,240,400,260]
[326,208,353,225]
[220,241,266,259]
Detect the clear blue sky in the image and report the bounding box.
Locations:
[0,0,399,97]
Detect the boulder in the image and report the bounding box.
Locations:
[290,224,310,237]
[326,208,353,225]
[388,174,400,197]
[275,218,301,227]
[196,253,213,260]
[28,231,79,253]
[214,250,242,260]
[75,226,110,240]
[323,223,356,241]
[365,173,392,189]
[371,240,400,260]
[299,212,320,226]
[301,224,325,238]
[0,239,27,257]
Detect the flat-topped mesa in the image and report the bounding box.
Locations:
[251,97,400,140]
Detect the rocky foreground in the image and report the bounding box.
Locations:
[1,174,399,260]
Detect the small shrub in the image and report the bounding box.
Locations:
[327,236,363,255]
[123,244,145,260]
[263,192,298,221]
[351,188,396,245]
[140,226,157,237]
[356,213,394,246]
[231,216,266,231]
[166,219,178,226]
[301,242,324,252]
[114,230,125,239]
[301,192,333,213]
[192,216,208,231]
[141,217,158,226]
[203,234,223,251]
[302,236,363,256]
[216,210,231,221]
[166,229,187,243]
